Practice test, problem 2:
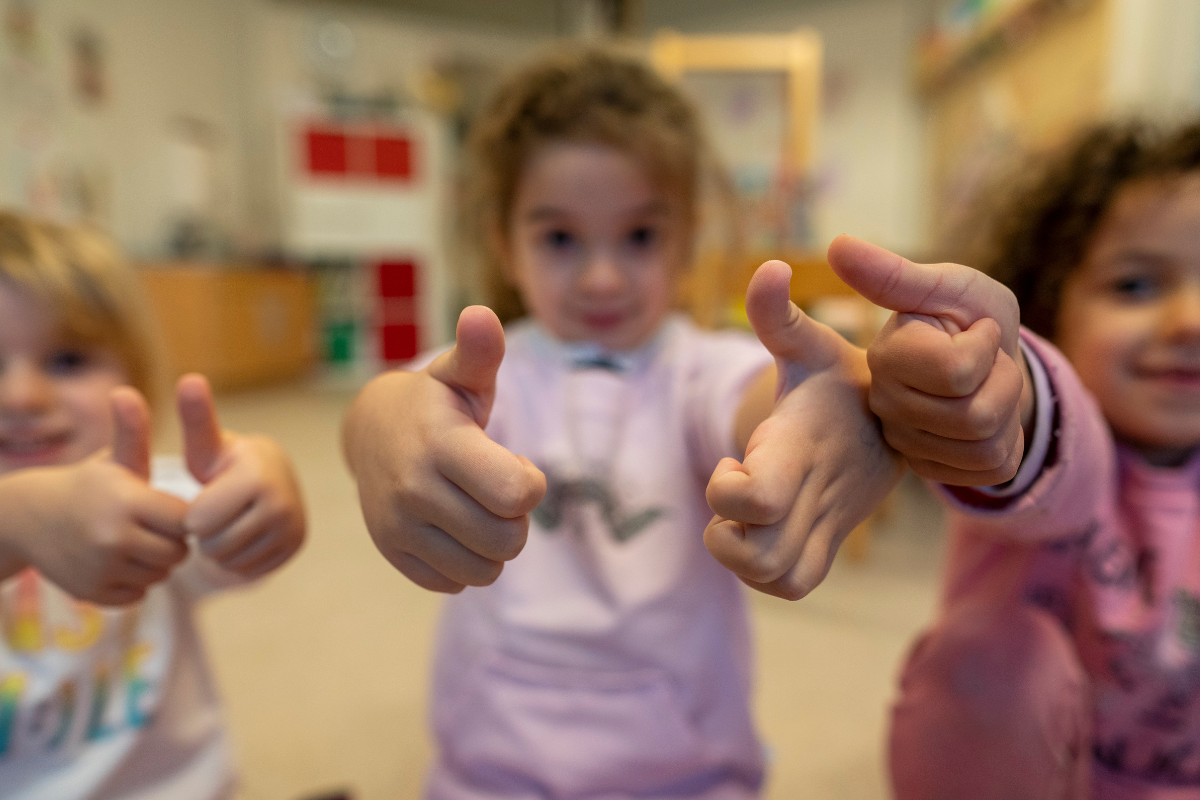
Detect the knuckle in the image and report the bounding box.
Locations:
[490,521,528,562]
[393,471,425,505]
[941,353,981,396]
[492,474,540,519]
[773,576,812,602]
[962,403,1003,439]
[744,547,789,585]
[465,559,504,587]
[969,437,1012,472]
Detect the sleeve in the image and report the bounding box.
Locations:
[150,456,253,600]
[934,328,1115,542]
[684,328,775,478]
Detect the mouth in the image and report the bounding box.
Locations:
[580,311,626,330]
[0,430,73,468]
[1136,366,1200,389]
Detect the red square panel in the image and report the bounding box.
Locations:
[377,260,415,298]
[346,134,375,176]
[375,136,412,180]
[381,323,418,362]
[306,129,348,175]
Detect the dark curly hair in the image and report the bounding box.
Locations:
[464,48,707,323]
[984,121,1200,340]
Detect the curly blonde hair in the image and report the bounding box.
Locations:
[0,211,161,407]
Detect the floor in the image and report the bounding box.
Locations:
[177,384,948,800]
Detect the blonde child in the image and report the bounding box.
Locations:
[342,50,899,798]
[813,122,1200,798]
[0,212,306,799]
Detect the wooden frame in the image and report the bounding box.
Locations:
[651,29,822,175]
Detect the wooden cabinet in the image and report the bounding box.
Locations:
[139,264,317,391]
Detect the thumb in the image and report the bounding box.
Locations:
[177,373,225,483]
[827,234,1020,356]
[746,260,842,372]
[109,386,152,481]
[426,305,506,428]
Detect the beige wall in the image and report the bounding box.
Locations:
[0,0,251,255]
[646,0,934,255]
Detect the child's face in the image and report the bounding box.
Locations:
[0,283,130,474]
[1057,175,1200,465]
[505,142,687,351]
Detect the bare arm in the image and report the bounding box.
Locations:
[0,468,46,581]
[734,365,777,457]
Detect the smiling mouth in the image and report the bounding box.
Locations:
[1138,367,1200,387]
[0,431,73,466]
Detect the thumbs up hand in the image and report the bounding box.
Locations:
[342,306,546,593]
[178,374,305,579]
[705,261,904,601]
[827,235,1032,486]
[7,387,189,605]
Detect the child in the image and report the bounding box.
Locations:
[822,122,1200,798]
[0,211,306,799]
[341,50,901,798]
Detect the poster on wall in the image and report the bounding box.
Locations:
[0,0,112,224]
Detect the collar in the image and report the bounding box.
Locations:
[526,315,680,375]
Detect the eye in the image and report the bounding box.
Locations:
[544,229,575,249]
[44,348,91,375]
[1110,274,1159,301]
[628,226,657,248]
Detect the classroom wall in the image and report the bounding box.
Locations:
[243,0,548,252]
[0,0,251,257]
[1108,0,1200,121]
[0,0,547,261]
[645,0,937,256]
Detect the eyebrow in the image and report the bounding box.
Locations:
[522,200,671,222]
[1098,246,1173,266]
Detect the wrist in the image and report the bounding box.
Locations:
[342,371,409,476]
[0,468,56,578]
[1018,347,1036,442]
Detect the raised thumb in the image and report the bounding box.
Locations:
[827,234,1020,355]
[109,386,152,481]
[177,373,225,483]
[427,305,506,428]
[746,260,841,371]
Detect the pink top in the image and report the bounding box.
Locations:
[426,315,773,799]
[941,329,1200,787]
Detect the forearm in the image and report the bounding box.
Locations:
[733,365,777,456]
[342,370,412,478]
[0,468,56,581]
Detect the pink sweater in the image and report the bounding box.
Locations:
[941,330,1200,788]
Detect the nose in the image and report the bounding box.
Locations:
[0,362,54,418]
[1164,284,1200,342]
[579,249,625,297]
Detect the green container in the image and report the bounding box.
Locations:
[324,320,357,364]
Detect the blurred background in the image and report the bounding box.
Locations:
[3,0,1200,797]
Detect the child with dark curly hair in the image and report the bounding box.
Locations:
[820,121,1200,798]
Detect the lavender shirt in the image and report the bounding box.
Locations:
[424,314,773,799]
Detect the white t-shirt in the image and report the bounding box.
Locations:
[0,457,240,800]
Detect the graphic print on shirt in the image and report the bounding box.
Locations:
[533,469,666,543]
[0,569,166,760]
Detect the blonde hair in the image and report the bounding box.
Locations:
[0,211,161,407]
[464,48,711,323]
